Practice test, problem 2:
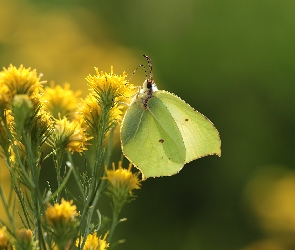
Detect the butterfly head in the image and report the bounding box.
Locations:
[142,55,158,93]
[132,55,158,109]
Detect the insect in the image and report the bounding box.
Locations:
[120,55,221,178]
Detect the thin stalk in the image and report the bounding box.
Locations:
[108,203,121,243]
[53,150,64,202]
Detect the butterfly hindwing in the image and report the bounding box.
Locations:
[154,90,221,162]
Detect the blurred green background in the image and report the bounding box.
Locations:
[1,0,295,249]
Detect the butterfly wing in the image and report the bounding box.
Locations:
[121,96,186,178]
[154,90,221,163]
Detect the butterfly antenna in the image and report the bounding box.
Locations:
[143,55,153,82]
[128,64,147,81]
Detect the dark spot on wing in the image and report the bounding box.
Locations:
[159,139,164,143]
[185,118,189,121]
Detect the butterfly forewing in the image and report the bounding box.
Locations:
[121,97,186,178]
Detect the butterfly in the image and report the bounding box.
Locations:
[120,55,221,178]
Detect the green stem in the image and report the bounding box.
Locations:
[108,203,122,243]
[76,106,112,249]
[53,150,64,202]
[0,186,17,233]
[66,152,85,199]
[22,132,46,250]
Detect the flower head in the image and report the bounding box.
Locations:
[86,67,135,109]
[28,92,54,147]
[0,226,10,250]
[78,94,102,131]
[104,162,142,207]
[45,199,79,249]
[0,65,44,99]
[76,232,109,250]
[0,65,53,149]
[43,82,81,120]
[83,67,135,142]
[78,94,122,135]
[45,199,79,228]
[15,228,34,250]
[49,116,91,154]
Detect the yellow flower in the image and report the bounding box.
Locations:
[76,232,109,250]
[104,161,141,196]
[27,92,54,146]
[86,66,135,109]
[43,82,81,120]
[0,226,10,250]
[49,116,91,153]
[15,228,33,249]
[78,94,122,134]
[45,199,79,250]
[0,65,53,147]
[0,65,44,98]
[78,94,102,129]
[83,67,136,141]
[45,198,79,229]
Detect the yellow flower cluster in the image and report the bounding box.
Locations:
[45,199,79,228]
[0,64,136,156]
[0,65,44,99]
[0,63,142,250]
[50,116,91,154]
[76,232,109,250]
[86,66,135,107]
[82,67,136,133]
[15,228,33,249]
[0,65,53,156]
[0,226,10,250]
[104,161,141,196]
[43,82,81,120]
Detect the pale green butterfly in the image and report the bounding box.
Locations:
[120,55,221,178]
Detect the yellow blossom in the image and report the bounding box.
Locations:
[15,228,33,249]
[104,161,141,195]
[45,199,79,250]
[83,67,136,142]
[76,232,109,250]
[45,199,79,228]
[86,66,136,109]
[29,90,46,107]
[27,93,54,147]
[49,116,91,153]
[78,94,102,129]
[43,82,81,120]
[0,226,10,250]
[0,65,53,148]
[0,65,44,98]
[78,94,122,134]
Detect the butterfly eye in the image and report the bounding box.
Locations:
[146,80,152,90]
